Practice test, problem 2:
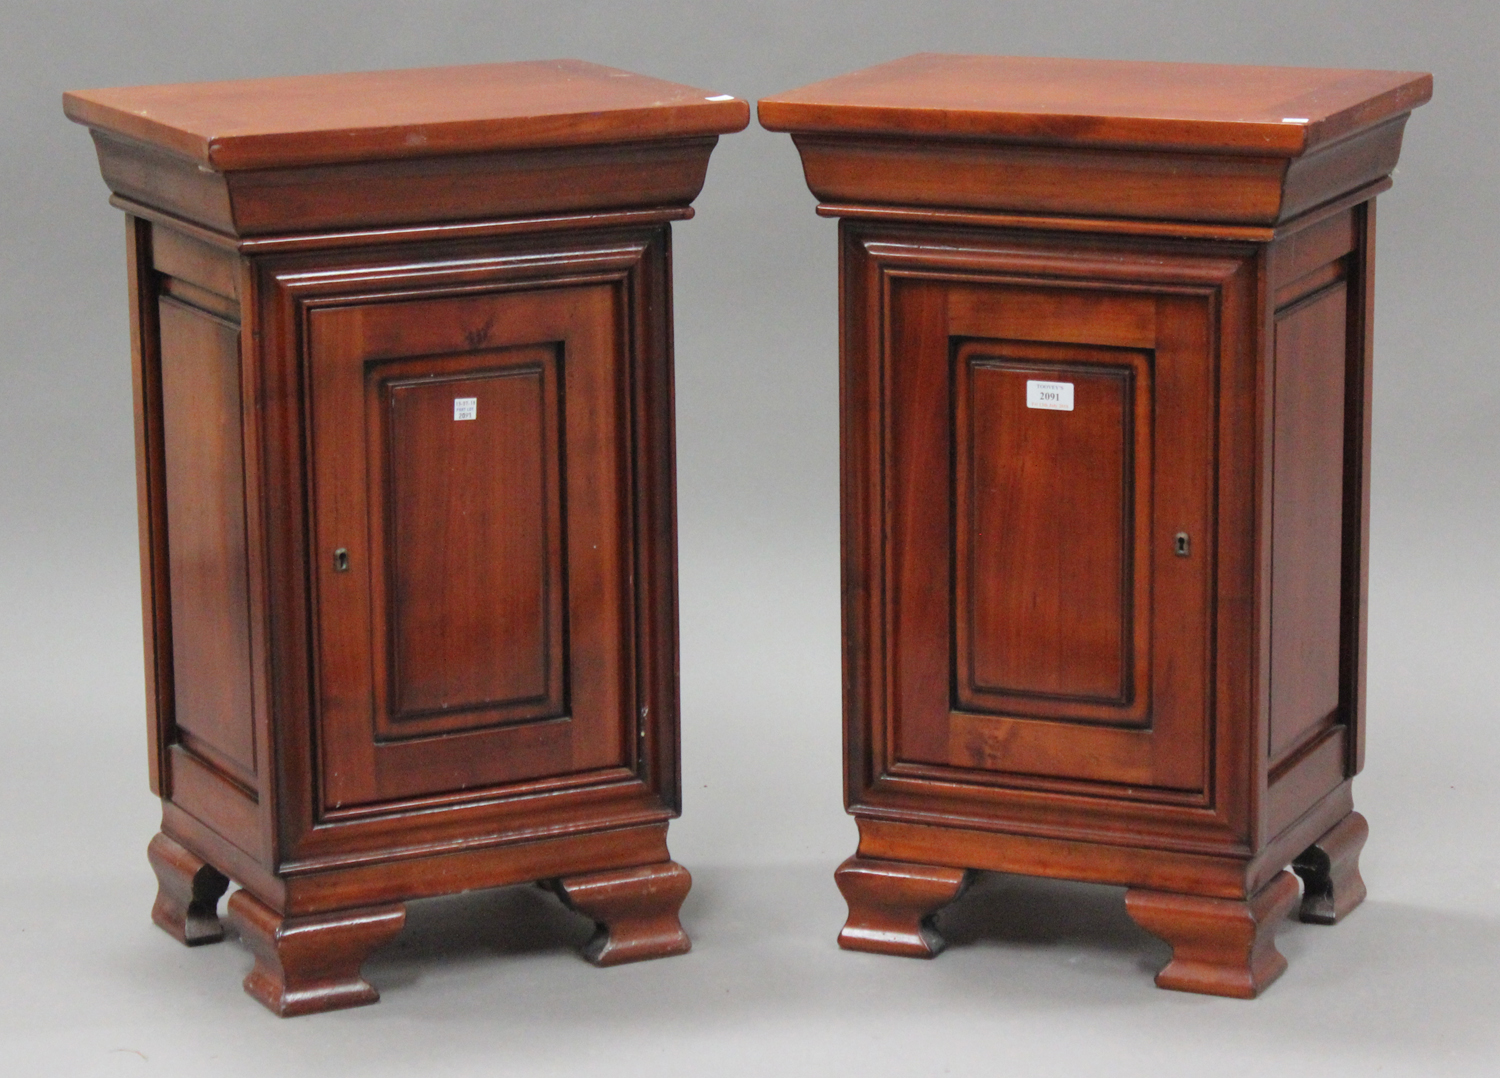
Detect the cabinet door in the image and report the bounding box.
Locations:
[878,274,1217,795]
[307,283,630,809]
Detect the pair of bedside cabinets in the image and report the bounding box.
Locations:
[65,55,1431,1014]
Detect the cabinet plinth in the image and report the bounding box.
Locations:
[68,61,748,1015]
[761,54,1429,998]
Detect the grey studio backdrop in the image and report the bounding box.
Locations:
[2,2,1496,1075]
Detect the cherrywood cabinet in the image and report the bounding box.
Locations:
[760,54,1430,997]
[66,61,748,1015]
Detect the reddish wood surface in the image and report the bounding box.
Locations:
[1267,727,1348,838]
[127,217,170,796]
[305,277,631,806]
[835,857,973,958]
[147,832,230,946]
[158,297,257,786]
[1126,870,1300,998]
[763,55,1425,996]
[72,63,719,1013]
[875,240,1226,796]
[381,350,562,725]
[550,862,693,966]
[1269,281,1348,763]
[87,129,721,237]
[758,54,1429,156]
[1292,810,1368,924]
[760,56,1427,227]
[953,338,1153,721]
[227,890,406,1017]
[67,62,747,236]
[64,60,748,169]
[857,786,1354,901]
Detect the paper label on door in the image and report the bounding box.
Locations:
[1026,380,1074,411]
[453,397,477,421]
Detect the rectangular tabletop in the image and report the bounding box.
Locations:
[758,54,1431,157]
[65,60,750,170]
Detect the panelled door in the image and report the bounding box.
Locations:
[307,282,631,810]
[878,269,1218,796]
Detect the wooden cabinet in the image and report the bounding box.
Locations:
[760,54,1430,997]
[66,61,748,1015]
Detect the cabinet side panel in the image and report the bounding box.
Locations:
[127,217,170,796]
[1268,283,1347,764]
[152,226,240,301]
[1343,202,1376,776]
[159,297,258,786]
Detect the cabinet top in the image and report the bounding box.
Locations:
[64,60,750,171]
[758,54,1430,157]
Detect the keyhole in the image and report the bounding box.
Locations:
[1174,532,1190,558]
[333,548,350,572]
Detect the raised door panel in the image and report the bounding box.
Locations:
[954,341,1152,722]
[887,278,1214,795]
[370,348,565,738]
[309,283,629,810]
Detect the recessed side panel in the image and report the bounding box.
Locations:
[371,348,566,739]
[1269,282,1348,764]
[954,344,1151,722]
[158,297,257,787]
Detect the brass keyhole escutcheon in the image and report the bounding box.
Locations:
[333,548,350,572]
[1174,532,1190,558]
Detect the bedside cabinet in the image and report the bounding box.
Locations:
[760,54,1429,997]
[66,61,748,1015]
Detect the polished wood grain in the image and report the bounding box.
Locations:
[812,175,1390,244]
[1269,281,1349,763]
[1126,870,1300,999]
[305,278,630,807]
[549,861,693,966]
[63,60,748,169]
[761,56,1427,227]
[381,348,561,727]
[834,857,974,958]
[227,890,406,1017]
[158,296,257,787]
[71,62,730,1015]
[1293,810,1368,925]
[147,832,230,946]
[66,62,749,236]
[880,247,1222,794]
[763,55,1425,998]
[127,217,171,796]
[759,54,1429,156]
[953,339,1151,718]
[88,132,725,236]
[1267,727,1349,838]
